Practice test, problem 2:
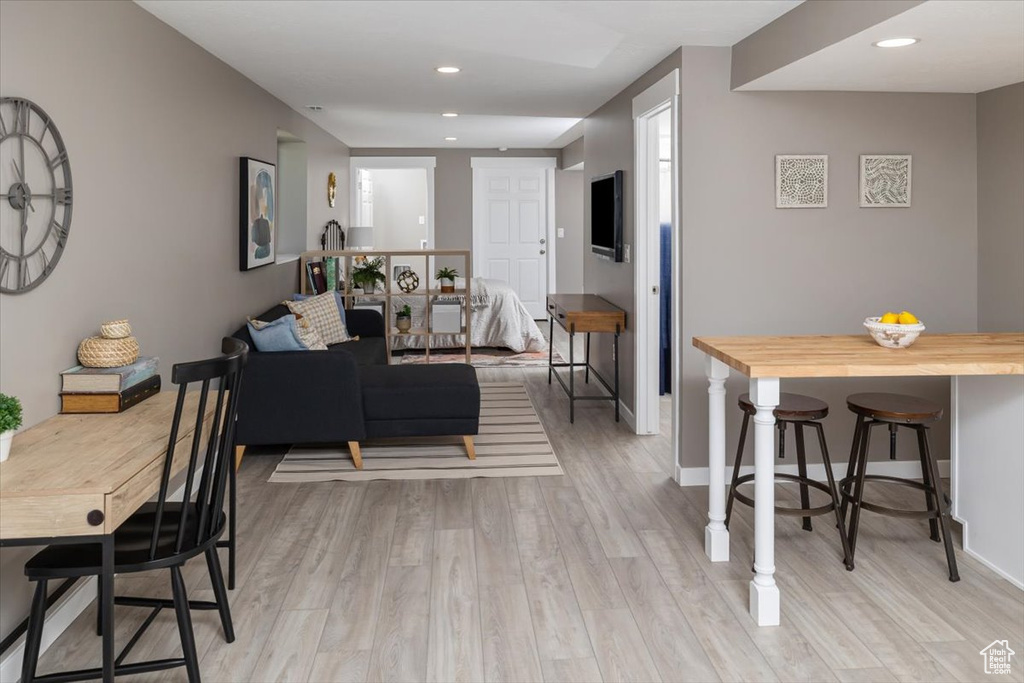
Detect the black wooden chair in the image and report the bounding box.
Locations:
[20,338,248,683]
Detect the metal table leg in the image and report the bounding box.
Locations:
[548,317,554,385]
[585,333,591,384]
[101,534,115,682]
[569,323,575,423]
[614,324,620,422]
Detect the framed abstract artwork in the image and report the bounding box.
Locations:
[860,154,912,207]
[239,156,276,271]
[775,154,828,208]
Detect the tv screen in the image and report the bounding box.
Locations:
[591,171,623,261]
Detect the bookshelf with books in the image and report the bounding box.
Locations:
[299,249,471,364]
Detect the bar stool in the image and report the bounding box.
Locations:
[840,392,959,581]
[725,392,852,568]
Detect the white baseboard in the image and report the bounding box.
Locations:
[962,522,1024,591]
[618,400,636,430]
[0,469,201,682]
[674,458,951,487]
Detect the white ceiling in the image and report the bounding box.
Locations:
[741,0,1024,93]
[135,0,800,148]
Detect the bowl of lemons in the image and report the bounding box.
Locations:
[864,310,925,348]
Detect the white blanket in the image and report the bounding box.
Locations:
[389,278,546,353]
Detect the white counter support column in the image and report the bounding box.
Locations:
[749,376,780,626]
[704,356,730,561]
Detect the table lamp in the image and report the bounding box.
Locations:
[347,226,374,251]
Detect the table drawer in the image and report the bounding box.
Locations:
[1,493,107,539]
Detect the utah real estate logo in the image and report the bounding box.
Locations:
[980,640,1015,675]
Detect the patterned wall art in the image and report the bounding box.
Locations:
[775,155,828,208]
[860,154,912,208]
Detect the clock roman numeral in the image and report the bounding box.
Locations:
[50,150,68,170]
[55,188,72,205]
[50,219,69,245]
[0,252,11,286]
[0,109,7,138]
[13,100,30,136]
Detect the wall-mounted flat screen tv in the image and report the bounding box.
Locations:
[591,170,623,262]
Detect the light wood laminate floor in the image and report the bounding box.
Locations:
[36,359,1024,682]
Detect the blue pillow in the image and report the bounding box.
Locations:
[246,315,307,352]
[292,291,347,325]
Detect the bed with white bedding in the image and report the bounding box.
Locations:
[388,277,546,353]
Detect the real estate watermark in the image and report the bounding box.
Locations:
[980,640,1015,675]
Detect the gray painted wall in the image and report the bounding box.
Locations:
[0,0,349,645]
[277,139,309,256]
[977,82,1024,333]
[555,169,585,293]
[677,47,978,470]
[582,50,684,416]
[561,137,585,170]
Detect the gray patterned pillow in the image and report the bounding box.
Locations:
[286,292,351,345]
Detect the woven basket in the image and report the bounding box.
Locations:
[100,319,132,339]
[78,335,140,368]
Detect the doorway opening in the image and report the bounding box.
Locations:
[349,157,436,250]
[632,70,680,473]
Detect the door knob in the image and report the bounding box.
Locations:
[540,249,546,255]
[540,238,546,244]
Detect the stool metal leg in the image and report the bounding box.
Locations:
[915,427,942,542]
[846,419,874,565]
[812,422,853,569]
[840,415,864,523]
[725,412,750,529]
[921,427,960,582]
[794,424,813,531]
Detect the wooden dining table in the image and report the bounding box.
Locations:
[692,333,1024,626]
[0,392,216,682]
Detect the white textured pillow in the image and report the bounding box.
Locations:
[286,292,351,345]
[293,314,328,350]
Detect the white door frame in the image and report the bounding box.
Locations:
[470,157,557,294]
[632,69,680,462]
[349,156,436,247]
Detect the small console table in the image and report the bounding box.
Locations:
[546,294,626,423]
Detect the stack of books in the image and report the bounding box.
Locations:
[60,357,160,414]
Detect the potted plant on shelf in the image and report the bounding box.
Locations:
[436,267,459,293]
[0,393,23,463]
[352,256,386,294]
[395,304,412,333]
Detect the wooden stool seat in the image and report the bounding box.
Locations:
[846,392,943,423]
[738,392,829,421]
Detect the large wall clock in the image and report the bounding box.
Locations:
[0,97,73,294]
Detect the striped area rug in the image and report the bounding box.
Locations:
[268,383,563,482]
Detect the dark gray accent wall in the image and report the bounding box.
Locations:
[977,82,1024,332]
[678,47,978,470]
[731,0,925,90]
[0,0,349,648]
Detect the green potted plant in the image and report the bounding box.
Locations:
[395,304,412,333]
[352,256,386,294]
[435,267,459,293]
[0,393,23,463]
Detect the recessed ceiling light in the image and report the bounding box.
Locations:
[306,105,323,111]
[445,137,458,141]
[442,112,459,117]
[873,37,919,48]
[436,66,460,74]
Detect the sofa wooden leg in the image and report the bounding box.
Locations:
[234,445,246,472]
[348,441,363,469]
[463,435,476,460]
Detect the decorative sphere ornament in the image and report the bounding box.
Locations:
[397,269,419,293]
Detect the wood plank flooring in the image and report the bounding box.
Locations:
[34,343,1024,683]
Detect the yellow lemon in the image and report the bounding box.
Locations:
[880,312,900,324]
[898,311,919,325]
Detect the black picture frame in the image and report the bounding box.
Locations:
[239,156,277,271]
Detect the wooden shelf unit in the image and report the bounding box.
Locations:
[300,249,472,364]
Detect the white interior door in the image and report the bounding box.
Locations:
[472,161,553,318]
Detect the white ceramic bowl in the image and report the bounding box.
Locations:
[864,317,925,349]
